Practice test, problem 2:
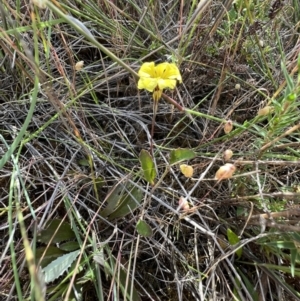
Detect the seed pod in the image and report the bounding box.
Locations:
[224,120,233,134]
[257,106,272,116]
[215,163,236,180]
[178,196,189,211]
[180,164,194,178]
[32,0,47,9]
[235,83,241,90]
[75,61,84,71]
[223,149,233,161]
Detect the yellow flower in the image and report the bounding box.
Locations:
[138,62,182,101]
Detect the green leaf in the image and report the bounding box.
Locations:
[281,60,294,94]
[139,150,156,185]
[38,219,75,244]
[43,250,81,283]
[136,220,153,237]
[236,206,247,217]
[107,185,143,220]
[100,183,143,220]
[291,248,297,277]
[93,249,106,267]
[291,232,300,243]
[59,241,80,252]
[227,228,242,258]
[77,158,90,166]
[99,183,127,218]
[233,276,242,301]
[237,268,259,301]
[35,246,66,268]
[263,240,295,249]
[169,148,196,165]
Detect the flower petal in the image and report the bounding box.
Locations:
[155,62,169,77]
[163,63,182,82]
[138,77,158,92]
[155,62,182,82]
[137,61,182,93]
[157,78,177,90]
[138,62,156,78]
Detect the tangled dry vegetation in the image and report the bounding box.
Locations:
[1,0,300,300]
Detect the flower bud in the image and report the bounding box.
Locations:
[215,163,236,180]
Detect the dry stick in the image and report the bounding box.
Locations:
[2,7,80,139]
[247,219,300,232]
[19,31,82,140]
[273,141,300,150]
[179,0,184,36]
[228,159,300,166]
[150,93,184,155]
[139,0,213,63]
[190,0,233,115]
[150,100,158,156]
[250,208,300,220]
[180,0,213,37]
[192,0,234,61]
[123,6,148,57]
[259,123,300,153]
[210,65,227,115]
[239,201,254,238]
